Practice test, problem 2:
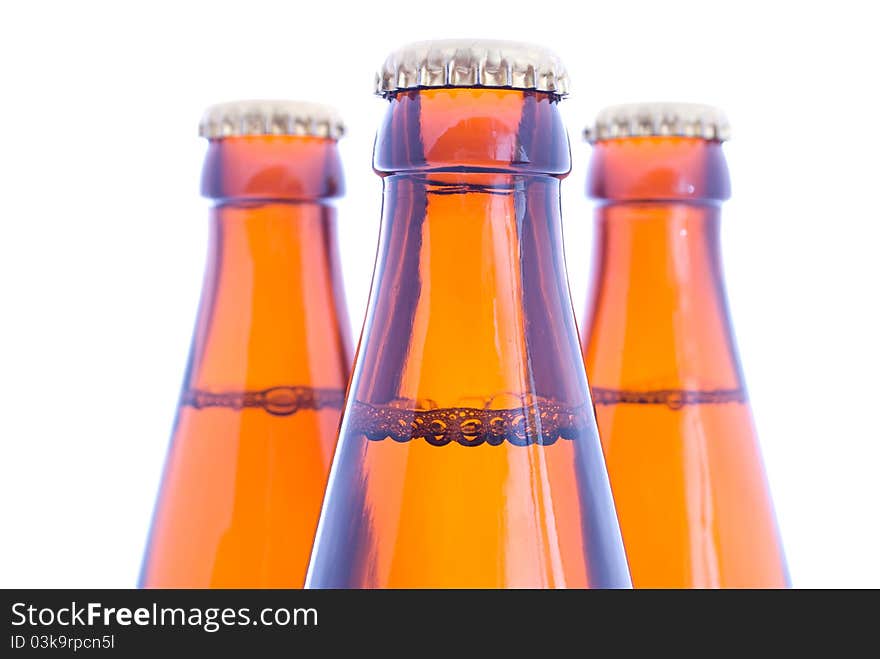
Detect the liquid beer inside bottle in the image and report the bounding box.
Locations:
[140,101,352,588]
[581,104,788,587]
[306,41,630,588]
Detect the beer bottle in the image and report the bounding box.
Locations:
[581,103,788,587]
[306,41,631,588]
[140,101,352,588]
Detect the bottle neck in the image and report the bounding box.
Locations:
[185,138,351,396]
[355,89,584,408]
[584,138,742,392]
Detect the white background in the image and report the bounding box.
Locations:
[1,1,877,588]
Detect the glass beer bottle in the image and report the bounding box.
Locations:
[140,101,352,588]
[306,41,630,588]
[581,103,788,587]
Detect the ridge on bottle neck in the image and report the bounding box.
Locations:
[373,88,571,177]
[588,137,730,204]
[201,135,345,203]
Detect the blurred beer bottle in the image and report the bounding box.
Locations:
[306,41,631,588]
[140,101,352,588]
[581,103,788,587]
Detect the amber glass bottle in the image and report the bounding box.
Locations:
[140,101,352,588]
[581,103,788,588]
[306,41,630,589]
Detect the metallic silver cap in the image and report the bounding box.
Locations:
[585,103,731,143]
[375,39,570,98]
[198,100,345,140]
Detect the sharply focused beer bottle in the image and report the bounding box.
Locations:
[581,103,788,587]
[140,101,352,588]
[306,41,630,588]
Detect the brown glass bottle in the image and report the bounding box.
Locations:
[140,101,352,588]
[581,104,788,588]
[306,41,630,589]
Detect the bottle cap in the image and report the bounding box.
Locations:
[198,100,345,140]
[375,39,569,98]
[585,103,730,143]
